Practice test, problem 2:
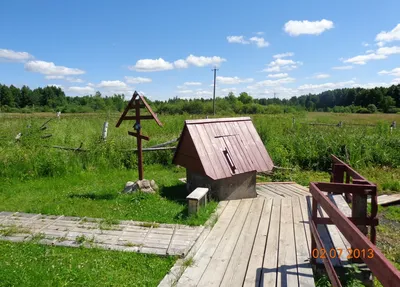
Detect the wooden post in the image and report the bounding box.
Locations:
[102,121,108,141]
[311,197,318,265]
[135,99,144,180]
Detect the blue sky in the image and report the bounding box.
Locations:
[1,0,400,100]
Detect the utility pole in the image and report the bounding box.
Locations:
[212,67,218,115]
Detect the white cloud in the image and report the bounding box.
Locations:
[263,58,302,72]
[376,46,400,56]
[343,53,387,65]
[376,24,400,43]
[130,58,174,72]
[98,80,128,89]
[47,84,63,89]
[66,77,84,83]
[249,77,296,88]
[249,37,269,48]
[362,42,370,47]
[313,73,330,79]
[25,60,85,75]
[366,49,374,53]
[332,65,353,70]
[227,36,249,44]
[284,19,334,36]
[183,82,202,86]
[216,76,254,85]
[273,52,294,59]
[0,48,33,62]
[298,80,356,93]
[68,86,95,95]
[376,41,385,47]
[186,54,226,67]
[255,32,264,35]
[45,75,64,80]
[220,87,237,93]
[174,59,189,69]
[378,67,400,77]
[267,73,289,78]
[124,76,152,84]
[87,83,95,87]
[177,90,193,94]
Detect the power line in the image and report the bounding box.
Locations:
[212,67,218,115]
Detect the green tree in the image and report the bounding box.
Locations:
[238,92,253,104]
[0,85,14,107]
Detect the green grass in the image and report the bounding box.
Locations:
[0,241,176,287]
[0,166,217,226]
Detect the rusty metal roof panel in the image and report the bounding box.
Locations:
[173,117,274,180]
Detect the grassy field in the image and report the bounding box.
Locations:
[0,241,176,287]
[1,111,400,286]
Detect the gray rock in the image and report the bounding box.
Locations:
[122,181,139,194]
[122,179,158,194]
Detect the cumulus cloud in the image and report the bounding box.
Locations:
[249,37,269,48]
[343,53,387,65]
[124,76,152,84]
[376,24,400,44]
[174,59,189,69]
[267,73,289,78]
[332,65,353,70]
[216,76,254,85]
[284,19,334,36]
[186,55,226,67]
[183,82,202,86]
[0,48,33,62]
[25,60,85,76]
[226,36,249,44]
[98,80,128,89]
[262,58,302,72]
[248,77,296,88]
[273,52,294,59]
[129,58,174,72]
[378,67,400,77]
[376,46,400,56]
[130,55,226,72]
[68,86,95,95]
[313,73,330,79]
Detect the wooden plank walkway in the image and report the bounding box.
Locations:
[0,212,203,256]
[161,182,357,286]
[162,183,316,287]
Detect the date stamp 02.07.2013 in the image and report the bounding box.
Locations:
[312,248,375,260]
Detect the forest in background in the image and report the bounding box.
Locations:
[1,83,400,114]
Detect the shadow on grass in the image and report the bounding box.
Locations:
[68,192,117,200]
[159,183,188,203]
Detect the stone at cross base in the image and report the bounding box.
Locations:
[122,179,158,194]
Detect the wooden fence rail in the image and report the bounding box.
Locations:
[309,155,400,287]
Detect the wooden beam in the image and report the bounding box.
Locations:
[139,94,163,127]
[115,91,138,127]
[314,182,377,195]
[127,131,150,141]
[314,217,379,226]
[135,99,143,180]
[122,115,156,121]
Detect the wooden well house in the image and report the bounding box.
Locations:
[173,117,274,200]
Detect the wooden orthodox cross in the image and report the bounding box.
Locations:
[116,91,163,180]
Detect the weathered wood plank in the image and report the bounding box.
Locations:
[259,198,282,287]
[256,187,282,198]
[197,199,253,287]
[176,200,241,287]
[292,197,316,287]
[220,198,264,287]
[243,198,274,287]
[259,185,286,198]
[276,198,298,287]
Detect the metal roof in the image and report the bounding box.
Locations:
[173,117,274,180]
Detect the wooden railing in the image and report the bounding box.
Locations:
[309,155,400,287]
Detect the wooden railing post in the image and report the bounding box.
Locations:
[311,197,318,265]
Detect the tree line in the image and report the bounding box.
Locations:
[1,83,400,114]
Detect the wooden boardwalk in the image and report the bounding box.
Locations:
[0,212,203,256]
[161,182,354,287]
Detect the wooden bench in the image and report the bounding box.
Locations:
[187,188,209,215]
